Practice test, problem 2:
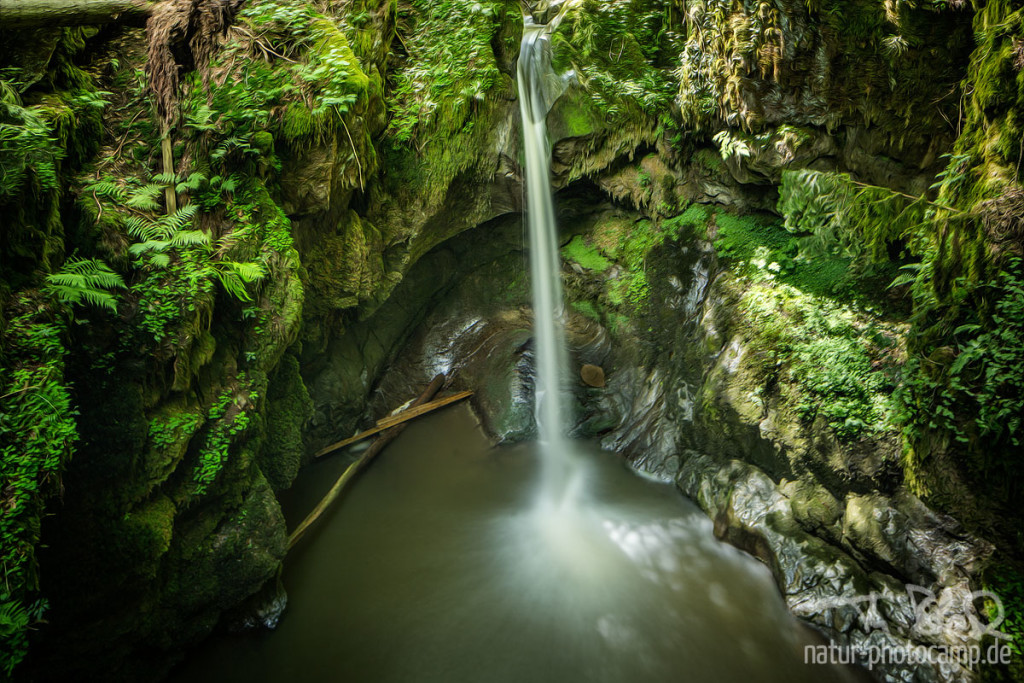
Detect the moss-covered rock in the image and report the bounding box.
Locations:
[259,353,314,491]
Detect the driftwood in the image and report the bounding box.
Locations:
[288,375,453,549]
[314,389,474,459]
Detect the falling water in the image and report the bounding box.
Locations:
[517,19,578,509]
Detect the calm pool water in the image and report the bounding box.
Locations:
[171,403,861,683]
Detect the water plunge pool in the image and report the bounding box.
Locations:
[172,403,861,683]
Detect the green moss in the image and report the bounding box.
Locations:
[558,92,601,138]
[385,0,507,145]
[663,204,710,239]
[571,300,601,321]
[259,353,313,491]
[141,403,204,498]
[677,0,970,135]
[713,208,879,302]
[120,495,176,579]
[302,209,388,334]
[609,218,662,307]
[282,104,315,140]
[585,207,708,313]
[693,147,723,173]
[562,235,612,272]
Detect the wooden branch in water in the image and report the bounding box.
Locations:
[288,375,448,549]
[314,389,473,459]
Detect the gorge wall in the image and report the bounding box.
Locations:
[0,0,1021,681]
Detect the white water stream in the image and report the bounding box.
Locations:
[517,19,583,516]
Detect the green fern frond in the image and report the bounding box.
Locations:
[210,261,265,301]
[125,184,163,210]
[158,204,199,232]
[175,172,207,193]
[148,253,171,269]
[124,216,159,240]
[46,285,120,311]
[83,179,125,201]
[129,240,171,257]
[215,271,251,301]
[170,229,211,248]
[226,261,265,283]
[44,258,125,313]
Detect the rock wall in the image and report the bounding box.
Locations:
[0,0,1018,681]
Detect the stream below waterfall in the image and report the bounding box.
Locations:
[171,402,864,683]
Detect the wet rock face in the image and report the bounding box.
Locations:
[620,272,994,683]
[679,454,991,683]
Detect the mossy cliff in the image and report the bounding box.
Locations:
[0,0,1021,681]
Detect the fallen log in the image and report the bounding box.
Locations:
[0,0,154,29]
[314,389,474,458]
[288,375,448,549]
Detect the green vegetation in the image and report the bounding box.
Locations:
[1,29,106,291]
[550,0,680,126]
[0,303,77,674]
[604,212,701,308]
[43,257,125,313]
[0,28,109,673]
[150,410,204,452]
[382,0,516,200]
[736,280,898,440]
[562,235,611,272]
[898,261,1024,489]
[706,202,901,442]
[192,390,252,496]
[713,209,858,300]
[570,299,600,321]
[777,168,938,266]
[80,174,271,344]
[677,0,969,136]
[216,1,370,149]
[386,0,506,144]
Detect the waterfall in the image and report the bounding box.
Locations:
[517,19,579,509]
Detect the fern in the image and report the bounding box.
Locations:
[148,253,171,269]
[128,239,171,258]
[83,178,126,202]
[124,215,159,240]
[0,599,30,637]
[210,261,265,302]
[169,229,211,248]
[776,169,961,266]
[125,183,163,211]
[126,205,204,267]
[175,171,207,193]
[162,203,199,232]
[44,257,126,313]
